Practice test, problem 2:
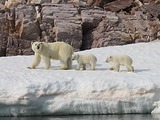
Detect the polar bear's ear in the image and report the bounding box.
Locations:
[31,42,34,45]
[37,42,43,50]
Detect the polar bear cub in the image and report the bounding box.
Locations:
[72,54,97,70]
[28,41,73,70]
[105,55,134,72]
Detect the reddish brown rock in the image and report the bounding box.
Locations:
[0,13,8,56]
[141,3,160,20]
[6,35,33,56]
[0,1,159,56]
[42,3,82,51]
[15,4,41,40]
[0,3,6,13]
[103,0,133,12]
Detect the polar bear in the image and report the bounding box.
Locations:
[28,41,73,70]
[105,55,134,72]
[72,54,97,70]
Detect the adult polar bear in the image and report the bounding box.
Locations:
[28,41,73,70]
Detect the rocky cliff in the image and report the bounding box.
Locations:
[0,0,159,56]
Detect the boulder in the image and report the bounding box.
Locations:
[20,20,41,40]
[91,11,126,48]
[15,4,41,40]
[42,3,82,51]
[55,21,82,51]
[103,0,133,12]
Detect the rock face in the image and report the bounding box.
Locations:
[42,3,82,51]
[0,0,159,56]
[15,4,41,40]
[5,4,41,55]
[0,13,8,56]
[91,12,125,48]
[81,9,106,50]
[6,35,33,56]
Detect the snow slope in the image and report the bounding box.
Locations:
[0,42,160,116]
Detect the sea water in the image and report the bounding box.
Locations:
[0,114,160,120]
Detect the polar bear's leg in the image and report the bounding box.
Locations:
[126,65,134,72]
[67,57,72,69]
[58,53,70,70]
[131,66,134,72]
[59,59,68,70]
[42,57,51,70]
[76,63,82,70]
[114,64,120,72]
[90,63,95,70]
[28,53,41,69]
[59,48,73,70]
[82,64,86,70]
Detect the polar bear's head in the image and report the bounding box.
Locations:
[31,42,43,53]
[72,54,79,61]
[105,56,113,63]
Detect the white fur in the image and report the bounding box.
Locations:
[28,42,73,70]
[105,55,134,72]
[72,54,97,70]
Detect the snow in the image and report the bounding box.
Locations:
[0,41,160,116]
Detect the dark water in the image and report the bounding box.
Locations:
[0,114,160,120]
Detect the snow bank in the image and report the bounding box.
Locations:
[0,42,160,116]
